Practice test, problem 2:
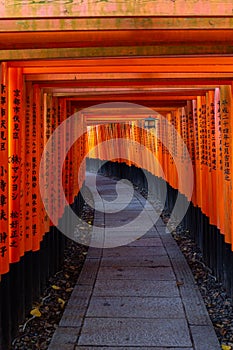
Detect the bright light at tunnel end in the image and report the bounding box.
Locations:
[39,102,194,249]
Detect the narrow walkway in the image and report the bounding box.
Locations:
[49,173,220,350]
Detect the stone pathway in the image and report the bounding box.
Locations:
[48,173,220,350]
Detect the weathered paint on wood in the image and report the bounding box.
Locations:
[63,94,200,100]
[1,0,233,17]
[7,57,233,67]
[22,65,233,74]
[1,29,232,50]
[1,17,233,32]
[33,80,231,89]
[25,72,233,81]
[2,45,233,61]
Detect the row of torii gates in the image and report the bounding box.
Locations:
[1,1,233,348]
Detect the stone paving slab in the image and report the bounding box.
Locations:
[154,218,167,227]
[100,195,139,202]
[100,254,171,267]
[99,232,159,240]
[101,236,162,249]
[103,202,146,211]
[48,327,79,350]
[105,231,160,239]
[86,296,186,318]
[140,231,159,237]
[102,229,157,237]
[98,222,156,232]
[93,279,180,297]
[85,248,102,259]
[127,237,163,247]
[104,214,153,226]
[143,229,161,237]
[146,210,164,221]
[160,236,214,327]
[59,297,89,327]
[70,284,93,298]
[102,197,143,202]
[89,218,105,225]
[100,197,141,204]
[190,325,221,350]
[78,318,193,347]
[105,208,152,216]
[77,259,100,280]
[97,266,175,280]
[102,246,167,257]
[105,209,144,216]
[182,296,213,326]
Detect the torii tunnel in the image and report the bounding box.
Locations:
[1,2,233,348]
